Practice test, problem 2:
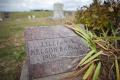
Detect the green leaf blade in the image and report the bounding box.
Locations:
[83,63,95,80]
[82,51,103,66]
[78,49,96,66]
[93,62,101,80]
[115,57,120,80]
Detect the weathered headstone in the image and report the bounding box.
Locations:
[24,25,89,80]
[53,3,64,19]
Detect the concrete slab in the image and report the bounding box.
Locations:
[20,61,81,80]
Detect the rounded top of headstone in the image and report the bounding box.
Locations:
[54,3,64,7]
[54,3,64,11]
[54,0,62,4]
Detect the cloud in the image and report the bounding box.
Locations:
[61,0,93,10]
[30,0,93,10]
[0,0,93,11]
[30,0,58,10]
[0,0,30,11]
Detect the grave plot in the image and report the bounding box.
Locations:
[24,25,89,80]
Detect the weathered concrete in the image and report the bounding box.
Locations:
[23,25,89,80]
[20,61,29,80]
[53,3,64,19]
[20,61,82,80]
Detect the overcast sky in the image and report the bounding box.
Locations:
[0,0,93,11]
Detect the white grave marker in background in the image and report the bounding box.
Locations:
[53,3,64,19]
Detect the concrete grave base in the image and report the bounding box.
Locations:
[20,61,81,80]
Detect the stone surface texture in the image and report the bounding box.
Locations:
[24,25,89,80]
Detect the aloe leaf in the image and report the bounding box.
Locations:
[115,57,120,80]
[75,30,94,48]
[75,29,90,41]
[83,63,95,80]
[88,31,94,39]
[77,49,96,66]
[81,51,103,66]
[75,30,88,41]
[93,62,101,80]
[73,25,96,50]
[75,25,91,39]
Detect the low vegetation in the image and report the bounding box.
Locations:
[69,0,120,80]
[0,11,57,80]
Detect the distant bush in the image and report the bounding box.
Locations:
[75,0,120,35]
[73,0,120,80]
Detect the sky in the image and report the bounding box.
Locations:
[0,0,93,11]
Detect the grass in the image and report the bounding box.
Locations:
[8,11,53,19]
[0,11,65,80]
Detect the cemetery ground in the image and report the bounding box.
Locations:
[0,11,72,80]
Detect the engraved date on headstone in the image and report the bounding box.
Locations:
[28,37,87,64]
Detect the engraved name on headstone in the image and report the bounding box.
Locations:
[25,26,89,79]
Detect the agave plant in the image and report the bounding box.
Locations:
[71,0,120,79]
[64,24,120,80]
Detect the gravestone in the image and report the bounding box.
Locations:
[53,3,64,19]
[24,25,89,80]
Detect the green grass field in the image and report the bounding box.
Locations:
[0,11,65,80]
